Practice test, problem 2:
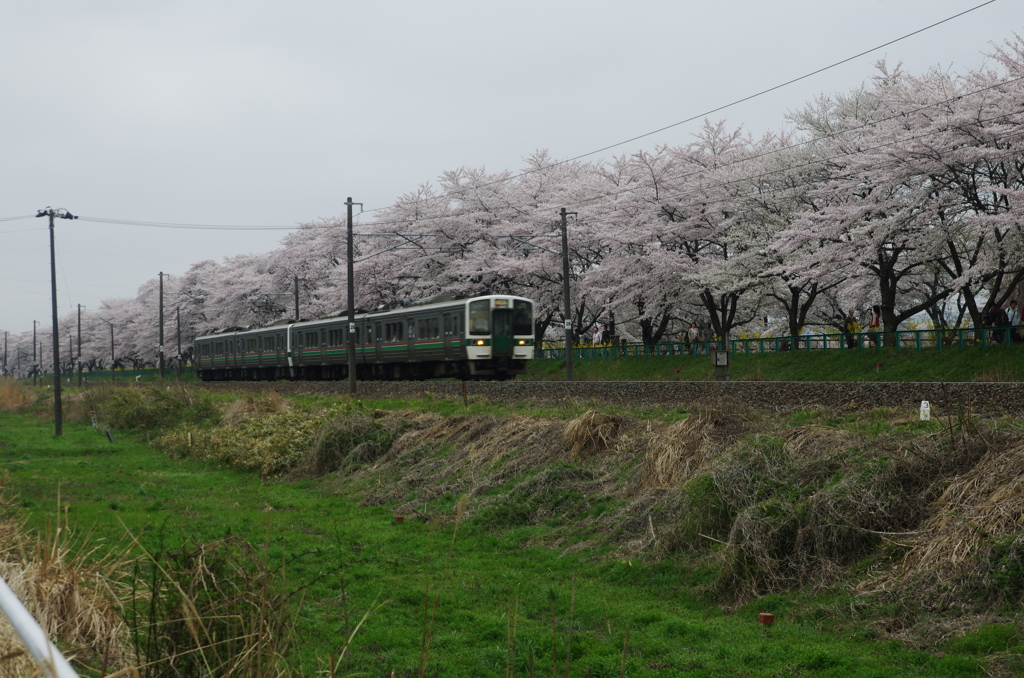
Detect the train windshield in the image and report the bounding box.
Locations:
[512,300,533,335]
[469,300,490,335]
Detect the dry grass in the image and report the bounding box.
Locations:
[220,392,291,425]
[562,411,625,460]
[633,410,733,492]
[0,475,135,677]
[876,442,1024,608]
[0,378,31,414]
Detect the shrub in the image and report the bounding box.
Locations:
[295,412,404,477]
[153,405,401,475]
[69,385,220,431]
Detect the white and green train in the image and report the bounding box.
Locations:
[194,294,535,381]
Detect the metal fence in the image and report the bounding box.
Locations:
[538,326,1022,361]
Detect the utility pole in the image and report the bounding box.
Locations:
[77,304,83,387]
[108,322,115,383]
[158,271,165,379]
[37,207,75,436]
[345,197,362,396]
[176,307,182,381]
[294,275,300,321]
[32,321,37,387]
[560,208,576,382]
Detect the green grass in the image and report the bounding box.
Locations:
[0,410,1004,677]
[527,342,1024,382]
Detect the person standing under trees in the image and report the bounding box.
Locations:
[686,322,699,356]
[842,310,859,349]
[869,305,882,346]
[704,322,716,352]
[1007,300,1021,344]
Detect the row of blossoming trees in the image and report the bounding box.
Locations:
[4,38,1024,374]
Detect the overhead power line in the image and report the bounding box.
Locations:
[18,0,998,237]
[77,216,303,231]
[358,0,999,214]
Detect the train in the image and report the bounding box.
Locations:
[194,293,535,381]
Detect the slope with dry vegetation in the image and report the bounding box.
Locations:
[5,380,1024,674]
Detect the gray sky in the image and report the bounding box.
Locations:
[2,0,1020,335]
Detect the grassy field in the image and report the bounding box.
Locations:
[528,342,1024,383]
[2,380,1022,676]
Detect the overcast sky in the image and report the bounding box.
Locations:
[2,0,1021,336]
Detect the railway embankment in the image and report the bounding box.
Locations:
[197,379,1024,415]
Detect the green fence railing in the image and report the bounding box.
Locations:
[538,326,1021,361]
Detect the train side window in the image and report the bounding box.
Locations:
[469,300,490,335]
[375,323,381,342]
[407,320,415,339]
[431,318,440,338]
[444,317,451,336]
[355,327,361,344]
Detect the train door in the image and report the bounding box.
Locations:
[406,317,416,361]
[443,313,455,360]
[492,309,513,356]
[366,323,374,363]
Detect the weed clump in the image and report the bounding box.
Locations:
[0,474,135,675]
[154,407,338,473]
[563,410,624,460]
[127,535,295,678]
[291,411,404,478]
[68,385,219,431]
[880,442,1024,610]
[220,391,290,424]
[0,377,32,413]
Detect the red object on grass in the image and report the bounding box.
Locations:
[395,516,404,524]
[758,612,775,626]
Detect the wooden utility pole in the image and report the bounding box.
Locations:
[158,272,165,379]
[560,208,576,382]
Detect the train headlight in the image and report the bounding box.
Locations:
[476,340,485,346]
[518,340,525,345]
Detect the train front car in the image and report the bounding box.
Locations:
[464,295,534,379]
